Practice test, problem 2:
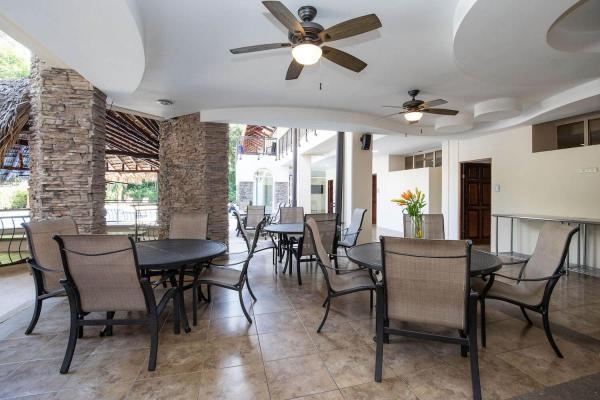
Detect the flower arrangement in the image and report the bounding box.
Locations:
[391,188,427,238]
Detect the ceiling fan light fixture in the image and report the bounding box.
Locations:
[292,43,322,65]
[404,111,423,122]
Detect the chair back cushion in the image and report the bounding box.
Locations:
[342,208,366,246]
[246,206,265,228]
[169,211,208,239]
[23,217,78,291]
[280,207,304,223]
[523,223,578,280]
[403,214,445,239]
[305,218,333,270]
[382,236,470,330]
[234,211,252,251]
[57,235,147,313]
[302,213,338,256]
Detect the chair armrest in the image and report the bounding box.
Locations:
[493,271,564,283]
[26,258,62,273]
[209,251,251,267]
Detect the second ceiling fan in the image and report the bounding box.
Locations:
[230,1,382,80]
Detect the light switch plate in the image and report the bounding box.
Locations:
[494,184,501,192]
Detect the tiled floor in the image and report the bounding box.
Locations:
[1,229,600,399]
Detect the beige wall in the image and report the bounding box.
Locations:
[344,133,373,243]
[442,125,600,266]
[373,153,442,233]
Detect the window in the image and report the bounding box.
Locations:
[414,154,424,169]
[405,156,413,170]
[424,152,434,167]
[435,150,442,167]
[590,118,600,146]
[557,121,584,149]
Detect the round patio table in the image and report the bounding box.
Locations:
[264,223,304,275]
[136,239,227,333]
[346,242,502,276]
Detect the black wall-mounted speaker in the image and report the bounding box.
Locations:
[360,133,372,150]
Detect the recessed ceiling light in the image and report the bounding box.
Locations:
[156,99,173,106]
[373,150,379,153]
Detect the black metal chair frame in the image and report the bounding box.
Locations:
[292,213,339,286]
[22,223,68,335]
[375,238,481,400]
[478,227,578,357]
[195,219,265,323]
[305,221,375,332]
[54,235,178,374]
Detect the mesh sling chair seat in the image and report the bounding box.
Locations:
[195,218,266,323]
[376,237,481,400]
[53,235,178,374]
[277,206,304,263]
[305,218,375,332]
[472,223,579,357]
[402,213,445,239]
[22,217,78,335]
[292,213,339,286]
[234,211,277,265]
[338,208,367,249]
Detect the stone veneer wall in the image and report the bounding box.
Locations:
[28,58,107,233]
[237,181,253,211]
[158,114,228,243]
[274,181,289,207]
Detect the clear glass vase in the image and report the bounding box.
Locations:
[412,214,423,239]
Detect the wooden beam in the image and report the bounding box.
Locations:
[105,150,158,159]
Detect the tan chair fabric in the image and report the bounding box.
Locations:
[280,207,304,223]
[198,265,242,286]
[382,237,469,330]
[301,213,337,257]
[340,208,366,247]
[305,218,333,270]
[24,217,78,292]
[169,211,208,240]
[477,222,577,306]
[403,214,444,239]
[234,211,254,251]
[58,235,147,312]
[246,206,265,229]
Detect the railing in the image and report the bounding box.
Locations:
[0,209,30,266]
[276,128,317,160]
[105,201,158,241]
[237,136,278,157]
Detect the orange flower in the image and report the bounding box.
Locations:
[401,192,411,200]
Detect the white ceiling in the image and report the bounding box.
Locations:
[1,0,600,152]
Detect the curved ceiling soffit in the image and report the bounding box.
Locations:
[0,0,145,96]
[466,77,600,136]
[200,107,435,136]
[547,0,600,53]
[451,0,600,87]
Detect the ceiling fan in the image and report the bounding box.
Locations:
[381,90,459,124]
[230,1,382,80]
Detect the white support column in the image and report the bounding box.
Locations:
[343,132,373,243]
[296,154,312,213]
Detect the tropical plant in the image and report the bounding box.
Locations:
[228,124,244,202]
[9,190,27,209]
[392,188,427,238]
[124,181,157,202]
[0,32,30,79]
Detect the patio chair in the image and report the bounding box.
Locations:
[473,223,579,357]
[233,211,277,264]
[169,211,209,239]
[22,217,78,335]
[338,208,367,249]
[277,206,304,262]
[402,213,445,239]
[53,234,178,373]
[292,213,339,286]
[245,205,265,231]
[306,218,375,332]
[376,236,480,400]
[196,218,266,323]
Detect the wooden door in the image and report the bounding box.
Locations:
[327,180,334,214]
[372,174,377,225]
[461,163,491,244]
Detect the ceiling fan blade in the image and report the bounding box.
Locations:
[377,111,407,120]
[420,99,447,108]
[320,14,382,42]
[262,1,305,34]
[285,59,304,80]
[230,43,291,54]
[382,105,406,109]
[422,108,459,115]
[321,46,367,72]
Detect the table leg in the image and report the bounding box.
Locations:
[178,269,191,334]
[495,216,499,255]
[288,241,293,275]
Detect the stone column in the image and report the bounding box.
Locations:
[28,58,107,233]
[158,114,228,243]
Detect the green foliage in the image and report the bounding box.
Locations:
[124,181,157,202]
[9,190,27,209]
[0,33,30,79]
[228,124,244,202]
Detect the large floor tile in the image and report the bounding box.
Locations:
[340,377,418,400]
[197,363,270,400]
[254,311,304,334]
[320,345,395,388]
[207,315,257,340]
[64,349,146,388]
[127,372,201,400]
[258,329,316,361]
[264,354,336,400]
